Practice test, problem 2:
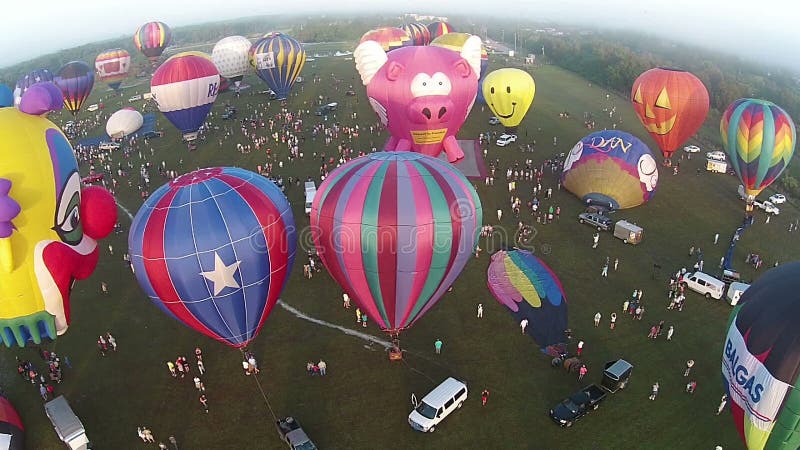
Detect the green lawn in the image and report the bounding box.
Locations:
[5,51,796,450]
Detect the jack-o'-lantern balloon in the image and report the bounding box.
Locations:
[631,68,709,162]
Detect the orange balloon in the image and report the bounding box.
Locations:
[631,68,709,160]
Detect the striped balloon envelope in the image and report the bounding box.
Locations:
[311,152,482,339]
[150,52,220,141]
[13,69,53,106]
[721,98,796,199]
[54,61,94,116]
[128,167,297,348]
[95,49,131,90]
[134,21,172,64]
[427,21,455,40]
[401,22,431,46]
[248,32,306,100]
[359,27,413,53]
[487,249,568,350]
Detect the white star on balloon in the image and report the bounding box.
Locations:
[200,252,242,296]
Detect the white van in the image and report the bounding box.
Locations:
[99,142,120,151]
[304,181,317,215]
[408,377,467,432]
[86,104,99,112]
[683,271,725,299]
[128,94,142,102]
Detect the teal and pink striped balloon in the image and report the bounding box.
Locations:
[311,152,482,337]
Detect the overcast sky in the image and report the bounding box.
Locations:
[2,0,798,72]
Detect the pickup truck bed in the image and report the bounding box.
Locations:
[549,384,607,427]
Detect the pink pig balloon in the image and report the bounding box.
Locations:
[355,36,483,163]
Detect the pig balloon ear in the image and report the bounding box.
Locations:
[354,40,388,86]
[19,82,64,116]
[460,35,483,80]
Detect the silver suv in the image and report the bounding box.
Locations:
[578,212,613,231]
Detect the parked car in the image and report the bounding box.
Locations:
[706,150,726,161]
[222,107,237,120]
[495,133,517,147]
[276,417,317,449]
[769,193,787,204]
[128,94,142,102]
[315,102,338,116]
[141,130,164,139]
[345,89,356,96]
[754,200,780,215]
[683,145,700,153]
[86,104,99,112]
[98,142,120,151]
[578,212,613,231]
[549,384,607,427]
[488,116,500,125]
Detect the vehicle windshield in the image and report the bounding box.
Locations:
[562,400,580,414]
[415,402,438,419]
[294,442,318,450]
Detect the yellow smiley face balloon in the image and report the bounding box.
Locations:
[482,68,535,133]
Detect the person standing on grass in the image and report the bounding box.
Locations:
[355,308,361,324]
[167,361,176,377]
[318,360,327,376]
[716,395,727,415]
[481,389,490,406]
[199,394,209,413]
[623,299,629,313]
[578,365,587,380]
[361,314,368,328]
[601,262,608,277]
[685,360,695,377]
[106,333,117,351]
[667,326,674,341]
[594,312,601,327]
[649,382,660,400]
[610,313,617,330]
[714,233,719,245]
[197,359,205,375]
[434,338,443,354]
[592,232,599,249]
[520,319,529,334]
[576,340,584,356]
[477,303,484,318]
[342,293,350,308]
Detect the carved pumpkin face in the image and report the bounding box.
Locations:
[631,68,709,159]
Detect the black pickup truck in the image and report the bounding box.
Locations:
[549,384,607,427]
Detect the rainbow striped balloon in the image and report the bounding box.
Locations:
[721,99,796,198]
[134,21,172,64]
[248,32,305,100]
[427,21,455,40]
[311,152,482,337]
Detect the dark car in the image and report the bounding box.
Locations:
[578,212,613,231]
[222,107,237,120]
[549,384,606,427]
[276,417,317,450]
[315,102,338,116]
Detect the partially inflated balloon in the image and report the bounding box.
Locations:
[128,167,296,348]
[427,21,455,40]
[401,22,431,46]
[631,68,709,161]
[134,21,172,65]
[249,32,306,100]
[561,130,658,209]
[360,27,412,53]
[211,36,252,85]
[54,61,94,116]
[721,98,796,199]
[311,152,481,339]
[482,68,535,133]
[0,394,24,450]
[106,108,143,138]
[95,49,131,91]
[722,262,800,450]
[151,52,220,141]
[14,69,53,106]
[488,249,568,350]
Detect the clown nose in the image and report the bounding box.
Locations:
[80,186,117,240]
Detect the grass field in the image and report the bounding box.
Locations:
[3,49,797,450]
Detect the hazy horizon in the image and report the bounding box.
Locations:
[1,0,798,74]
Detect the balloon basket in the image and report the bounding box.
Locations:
[389,348,403,361]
